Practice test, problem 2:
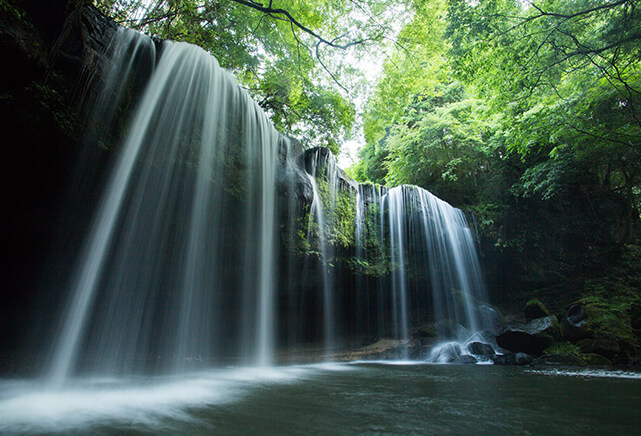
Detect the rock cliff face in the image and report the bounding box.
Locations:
[1,4,163,359]
[1,1,86,355]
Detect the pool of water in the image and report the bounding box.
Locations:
[1,363,640,434]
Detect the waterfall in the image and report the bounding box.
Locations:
[45,23,494,382]
[387,188,411,356]
[304,148,340,356]
[48,29,158,384]
[352,185,492,359]
[48,30,282,383]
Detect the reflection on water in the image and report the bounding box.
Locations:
[1,364,640,434]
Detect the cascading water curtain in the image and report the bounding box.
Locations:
[48,31,282,384]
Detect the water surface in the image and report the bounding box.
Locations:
[1,363,640,435]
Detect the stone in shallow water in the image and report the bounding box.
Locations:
[515,352,533,365]
[466,341,495,358]
[491,352,533,366]
[492,353,515,365]
[453,355,478,365]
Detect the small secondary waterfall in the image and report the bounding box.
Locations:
[387,186,490,337]
[45,23,494,383]
[354,185,493,358]
[304,148,341,354]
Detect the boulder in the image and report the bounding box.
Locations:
[617,339,636,364]
[492,353,515,365]
[515,352,534,365]
[524,298,550,320]
[496,316,559,355]
[478,304,506,333]
[560,304,590,343]
[577,338,620,359]
[466,341,495,358]
[491,352,532,365]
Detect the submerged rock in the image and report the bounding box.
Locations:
[453,354,478,365]
[337,338,424,361]
[496,316,559,355]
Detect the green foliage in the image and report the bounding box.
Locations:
[363,0,449,148]
[353,0,641,310]
[92,0,413,154]
[347,256,390,277]
[0,1,25,19]
[544,342,580,358]
[383,83,498,204]
[314,176,356,249]
[359,0,450,184]
[578,282,640,343]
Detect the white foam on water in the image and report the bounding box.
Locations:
[307,362,357,372]
[0,365,344,434]
[526,369,641,380]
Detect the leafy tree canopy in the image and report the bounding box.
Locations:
[93,0,410,154]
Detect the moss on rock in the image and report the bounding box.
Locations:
[525,298,550,320]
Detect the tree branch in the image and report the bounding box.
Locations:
[230,0,368,49]
[315,41,349,94]
[525,0,630,20]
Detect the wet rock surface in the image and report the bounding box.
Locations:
[496,316,559,355]
[467,341,495,358]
